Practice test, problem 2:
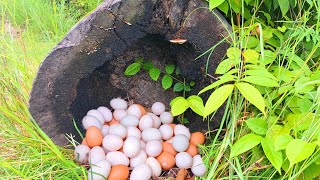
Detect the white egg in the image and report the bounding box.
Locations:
[130,163,152,180]
[172,134,189,152]
[146,157,162,177]
[82,115,102,130]
[127,104,142,118]
[102,134,123,151]
[138,115,153,131]
[102,146,109,154]
[159,124,173,140]
[174,124,191,139]
[74,144,90,164]
[191,155,207,176]
[87,109,105,124]
[87,160,111,180]
[123,136,141,158]
[88,146,105,165]
[101,125,109,137]
[140,140,146,150]
[127,126,142,139]
[175,152,193,169]
[120,115,139,127]
[141,128,162,142]
[108,124,127,139]
[148,113,161,128]
[160,111,173,124]
[130,150,147,168]
[97,106,113,122]
[110,98,128,110]
[113,109,127,121]
[151,102,165,115]
[105,151,130,166]
[145,140,162,157]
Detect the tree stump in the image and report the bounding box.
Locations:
[29,0,231,146]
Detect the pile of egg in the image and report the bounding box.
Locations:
[74,98,207,180]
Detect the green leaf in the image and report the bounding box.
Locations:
[243,49,260,64]
[198,75,236,94]
[266,125,290,140]
[241,76,279,87]
[227,47,241,60]
[142,61,153,70]
[286,139,316,166]
[245,118,268,135]
[274,134,293,151]
[170,97,189,116]
[134,57,144,63]
[175,67,181,75]
[284,113,315,132]
[124,63,141,76]
[209,0,225,10]
[261,50,276,65]
[165,64,175,74]
[278,0,290,16]
[187,95,205,117]
[215,59,236,74]
[242,36,259,48]
[149,68,161,81]
[299,163,320,180]
[173,83,184,92]
[204,84,234,117]
[162,75,173,90]
[235,82,265,114]
[189,81,196,86]
[184,84,191,92]
[297,98,313,113]
[230,0,241,13]
[243,69,278,81]
[261,138,283,173]
[230,133,263,158]
[217,1,229,14]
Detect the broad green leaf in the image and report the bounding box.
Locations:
[162,75,173,90]
[295,77,315,93]
[149,68,160,81]
[235,82,265,114]
[175,67,181,75]
[297,98,313,113]
[165,64,175,74]
[189,81,195,86]
[209,0,225,10]
[243,70,278,81]
[278,0,289,16]
[261,138,283,173]
[215,59,236,74]
[243,49,260,64]
[274,134,293,151]
[241,76,279,87]
[142,61,153,70]
[284,113,315,132]
[204,84,234,117]
[184,84,191,92]
[218,1,229,14]
[134,57,144,63]
[170,97,189,116]
[187,95,205,116]
[230,0,241,13]
[242,36,259,48]
[230,133,263,158]
[286,139,316,166]
[261,50,276,65]
[173,83,184,92]
[245,118,268,135]
[266,125,290,140]
[299,163,320,180]
[198,75,236,94]
[227,47,241,60]
[124,63,141,76]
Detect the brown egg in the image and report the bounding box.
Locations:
[190,132,205,146]
[162,142,177,156]
[108,164,129,180]
[186,143,198,157]
[169,123,176,130]
[81,138,88,146]
[86,126,103,148]
[156,152,175,170]
[108,118,120,126]
[136,104,147,116]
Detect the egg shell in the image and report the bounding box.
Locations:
[113,109,127,121]
[191,155,207,176]
[82,115,102,130]
[151,102,165,115]
[127,126,142,139]
[120,115,139,127]
[110,98,128,110]
[108,124,127,139]
[145,140,162,157]
[175,152,193,169]
[174,124,191,139]
[102,134,123,151]
[107,118,120,126]
[74,144,90,164]
[138,115,154,131]
[166,137,174,144]
[130,150,147,168]
[136,104,147,116]
[130,163,152,180]
[127,104,142,118]
[89,146,106,165]
[148,113,161,128]
[172,134,189,152]
[186,143,198,157]
[87,109,105,124]
[190,132,206,146]
[159,124,173,140]
[106,151,130,166]
[123,136,141,158]
[101,125,109,137]
[88,160,111,180]
[162,142,177,156]
[86,126,103,148]
[97,106,113,122]
[82,138,88,146]
[146,157,162,177]
[156,152,175,170]
[160,111,173,124]
[141,128,162,142]
[108,164,129,180]
[140,140,146,150]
